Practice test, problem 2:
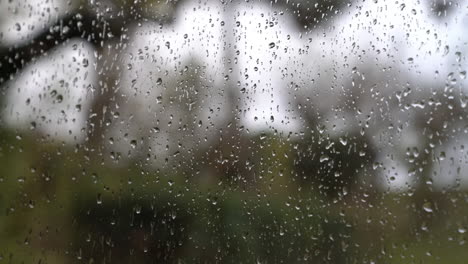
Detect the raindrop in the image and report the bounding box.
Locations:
[423,202,433,213]
[339,137,347,146]
[96,193,102,205]
[459,71,466,79]
[320,154,330,163]
[130,140,137,149]
[456,51,462,62]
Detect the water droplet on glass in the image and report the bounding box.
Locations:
[339,137,347,146]
[320,154,329,163]
[459,71,466,79]
[96,193,102,205]
[423,202,433,213]
[455,51,462,62]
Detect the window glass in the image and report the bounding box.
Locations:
[1,0,467,263]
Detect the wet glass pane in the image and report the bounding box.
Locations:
[1,0,467,263]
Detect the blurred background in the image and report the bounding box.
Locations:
[1,0,468,262]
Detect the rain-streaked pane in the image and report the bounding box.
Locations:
[1,0,468,263]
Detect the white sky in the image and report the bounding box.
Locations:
[0,0,69,46]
